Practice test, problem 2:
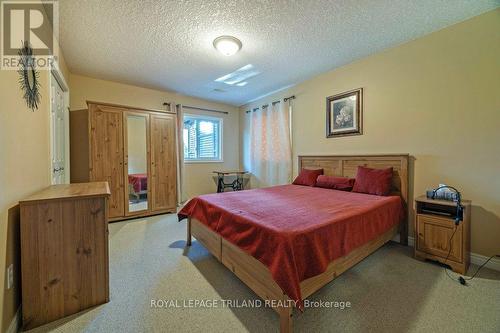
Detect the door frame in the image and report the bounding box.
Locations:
[49,60,70,184]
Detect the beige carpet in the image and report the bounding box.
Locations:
[28,214,500,333]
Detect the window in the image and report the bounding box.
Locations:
[183,114,223,162]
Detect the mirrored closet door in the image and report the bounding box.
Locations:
[124,112,150,215]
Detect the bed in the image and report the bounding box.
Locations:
[178,154,409,332]
[128,173,147,201]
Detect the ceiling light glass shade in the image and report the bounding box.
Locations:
[213,36,242,56]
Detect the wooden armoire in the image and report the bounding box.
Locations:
[70,101,177,221]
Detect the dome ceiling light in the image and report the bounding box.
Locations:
[213,36,242,56]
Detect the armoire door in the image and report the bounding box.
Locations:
[123,111,150,216]
[90,106,125,218]
[150,113,177,212]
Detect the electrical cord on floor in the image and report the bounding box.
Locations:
[443,225,460,283]
[459,255,499,283]
[443,225,499,285]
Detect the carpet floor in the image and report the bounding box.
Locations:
[28,213,500,333]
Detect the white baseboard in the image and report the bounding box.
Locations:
[470,252,500,272]
[6,306,21,333]
[399,235,500,272]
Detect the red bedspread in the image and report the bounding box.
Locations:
[128,173,147,193]
[178,184,402,309]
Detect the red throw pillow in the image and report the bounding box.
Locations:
[315,175,355,191]
[293,168,324,186]
[352,166,393,196]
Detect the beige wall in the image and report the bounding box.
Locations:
[240,10,500,257]
[0,23,70,333]
[69,74,240,199]
[0,69,50,332]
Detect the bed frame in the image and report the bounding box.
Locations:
[186,154,409,332]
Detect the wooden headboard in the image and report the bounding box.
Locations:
[298,154,409,244]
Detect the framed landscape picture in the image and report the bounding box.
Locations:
[326,88,363,138]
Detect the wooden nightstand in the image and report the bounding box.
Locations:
[414,195,471,274]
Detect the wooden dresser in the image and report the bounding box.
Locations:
[19,182,111,330]
[414,195,471,274]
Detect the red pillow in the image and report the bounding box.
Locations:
[352,166,393,196]
[315,175,355,191]
[293,168,323,186]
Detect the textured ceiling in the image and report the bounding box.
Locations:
[59,0,499,106]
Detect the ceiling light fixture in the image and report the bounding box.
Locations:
[213,36,242,56]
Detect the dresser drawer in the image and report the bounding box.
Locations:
[416,214,462,263]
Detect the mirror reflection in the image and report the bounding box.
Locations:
[127,115,148,212]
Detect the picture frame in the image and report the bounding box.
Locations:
[326,88,363,138]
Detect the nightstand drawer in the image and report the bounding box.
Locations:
[416,214,462,263]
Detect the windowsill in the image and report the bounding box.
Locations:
[184,160,224,164]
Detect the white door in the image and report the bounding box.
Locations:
[50,75,66,184]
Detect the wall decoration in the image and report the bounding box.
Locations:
[18,41,41,111]
[326,88,363,138]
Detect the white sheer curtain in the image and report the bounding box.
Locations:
[246,100,292,188]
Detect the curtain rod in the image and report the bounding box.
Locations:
[175,104,229,115]
[245,95,295,113]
